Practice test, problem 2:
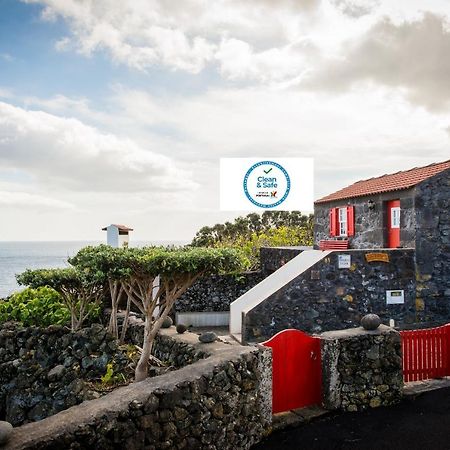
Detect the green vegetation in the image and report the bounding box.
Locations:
[70,245,246,381]
[16,267,103,331]
[0,287,70,327]
[191,211,313,269]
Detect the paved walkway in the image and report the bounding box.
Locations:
[253,384,450,450]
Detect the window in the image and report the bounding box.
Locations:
[330,205,355,237]
[338,207,347,236]
[391,207,400,229]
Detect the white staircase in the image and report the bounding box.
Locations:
[229,249,331,342]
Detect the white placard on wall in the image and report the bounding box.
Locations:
[338,254,351,269]
[386,290,405,305]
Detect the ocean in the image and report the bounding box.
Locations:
[0,241,186,298]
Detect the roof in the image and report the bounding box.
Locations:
[315,159,450,204]
[101,224,134,232]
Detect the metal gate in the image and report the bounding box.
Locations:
[400,323,450,382]
[262,329,322,414]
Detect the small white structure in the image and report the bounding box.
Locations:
[102,224,133,248]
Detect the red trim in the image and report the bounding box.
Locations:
[347,206,355,236]
[329,208,337,237]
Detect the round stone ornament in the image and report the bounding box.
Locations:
[361,314,381,330]
[161,316,173,328]
[0,421,13,445]
[176,324,187,334]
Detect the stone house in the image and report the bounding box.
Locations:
[314,159,450,322]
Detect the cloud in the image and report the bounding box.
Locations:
[0,101,197,193]
[0,190,74,210]
[303,13,450,111]
[0,53,14,62]
[22,0,321,80]
[331,0,380,18]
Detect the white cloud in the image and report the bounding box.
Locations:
[0,101,197,193]
[302,12,450,111]
[111,86,450,200]
[331,0,380,18]
[0,190,73,210]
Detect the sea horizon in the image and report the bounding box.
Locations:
[0,240,189,299]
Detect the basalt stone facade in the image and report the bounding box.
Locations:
[321,325,403,411]
[314,168,450,328]
[314,189,416,250]
[244,249,416,342]
[5,330,272,450]
[175,272,265,313]
[414,170,450,321]
[0,323,129,426]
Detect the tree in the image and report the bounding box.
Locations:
[191,211,313,247]
[68,245,131,340]
[70,245,246,382]
[16,267,104,331]
[190,211,314,270]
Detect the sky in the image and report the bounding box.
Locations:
[0,0,450,242]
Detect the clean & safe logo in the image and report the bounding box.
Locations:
[243,161,290,208]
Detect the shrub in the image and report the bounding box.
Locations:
[0,287,71,327]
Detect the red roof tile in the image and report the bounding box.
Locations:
[102,224,133,231]
[315,160,450,204]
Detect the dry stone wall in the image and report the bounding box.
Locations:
[321,325,403,411]
[4,329,272,450]
[0,323,129,426]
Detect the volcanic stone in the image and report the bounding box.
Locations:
[0,421,13,445]
[198,332,217,343]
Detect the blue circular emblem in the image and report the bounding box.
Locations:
[243,161,290,208]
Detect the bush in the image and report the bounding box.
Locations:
[0,287,71,327]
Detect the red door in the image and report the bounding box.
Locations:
[262,329,322,413]
[387,200,400,248]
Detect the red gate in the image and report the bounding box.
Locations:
[400,323,450,382]
[262,329,322,414]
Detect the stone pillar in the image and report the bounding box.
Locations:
[320,325,403,412]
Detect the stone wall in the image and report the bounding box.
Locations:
[0,323,129,427]
[321,325,403,411]
[414,170,450,323]
[244,249,416,342]
[259,246,307,274]
[4,329,272,450]
[314,189,416,249]
[127,320,210,368]
[175,272,264,313]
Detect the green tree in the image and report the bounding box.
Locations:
[190,211,314,269]
[16,267,104,331]
[70,245,246,381]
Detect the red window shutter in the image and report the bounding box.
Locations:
[329,208,337,237]
[347,205,355,236]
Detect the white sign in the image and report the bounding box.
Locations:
[338,254,351,269]
[386,290,405,305]
[220,158,314,211]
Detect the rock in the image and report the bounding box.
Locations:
[176,324,187,334]
[0,421,13,445]
[161,317,173,328]
[47,364,65,381]
[198,332,217,344]
[361,314,381,331]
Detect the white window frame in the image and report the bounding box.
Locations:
[391,207,400,229]
[338,207,347,237]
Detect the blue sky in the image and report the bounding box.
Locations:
[1,0,450,241]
